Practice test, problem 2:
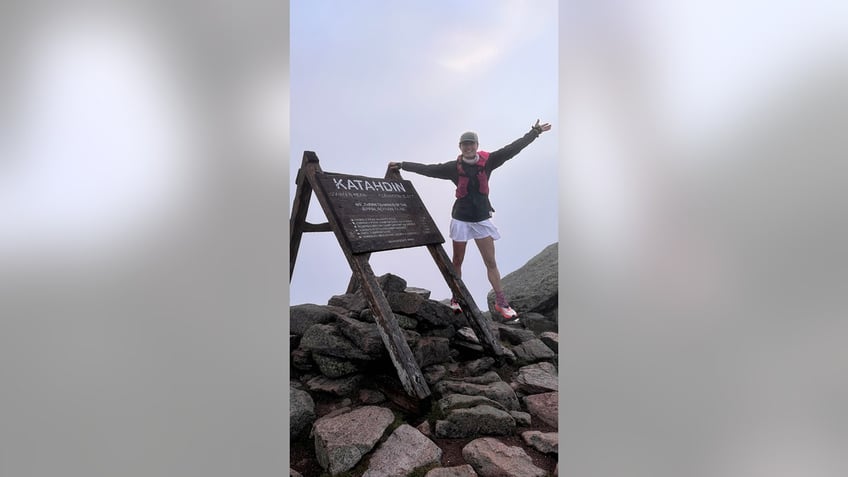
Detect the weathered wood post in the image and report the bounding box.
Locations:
[290,152,430,399]
[290,151,505,399]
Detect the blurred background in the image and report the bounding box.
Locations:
[1,1,846,476]
[558,1,848,476]
[1,2,289,476]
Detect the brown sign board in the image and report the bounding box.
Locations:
[290,151,505,400]
[317,172,445,254]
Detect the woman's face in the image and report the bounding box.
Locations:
[459,141,478,159]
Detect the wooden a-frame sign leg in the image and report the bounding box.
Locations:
[290,151,504,400]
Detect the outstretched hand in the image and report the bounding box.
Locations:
[533,119,552,134]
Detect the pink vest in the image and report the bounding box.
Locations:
[455,151,490,198]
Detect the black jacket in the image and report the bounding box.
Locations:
[401,128,541,222]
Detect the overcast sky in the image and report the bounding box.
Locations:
[289,0,559,306]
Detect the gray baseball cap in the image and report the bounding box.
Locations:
[459,131,478,144]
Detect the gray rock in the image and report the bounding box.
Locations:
[524,392,558,429]
[403,329,422,347]
[427,326,459,341]
[512,339,556,364]
[462,437,547,477]
[425,464,478,477]
[291,348,315,372]
[437,394,508,413]
[433,420,458,438]
[358,389,385,404]
[501,347,517,364]
[440,405,515,437]
[434,380,520,411]
[461,357,496,376]
[460,371,502,385]
[290,468,303,477]
[510,411,532,426]
[496,325,537,345]
[417,420,432,437]
[337,316,385,357]
[520,312,558,335]
[312,405,354,431]
[348,272,408,295]
[358,309,418,329]
[313,406,395,475]
[305,374,362,397]
[453,341,484,354]
[539,331,558,352]
[300,324,372,361]
[290,387,315,438]
[396,313,420,329]
[423,364,447,385]
[328,292,370,315]
[514,362,558,394]
[414,336,452,369]
[290,304,343,335]
[486,242,558,317]
[416,299,462,327]
[386,291,424,314]
[312,353,359,378]
[521,430,558,454]
[363,424,442,477]
[405,287,432,299]
[378,273,408,293]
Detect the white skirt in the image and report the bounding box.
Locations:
[449,218,501,242]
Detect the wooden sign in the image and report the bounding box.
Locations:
[316,172,444,254]
[290,151,505,400]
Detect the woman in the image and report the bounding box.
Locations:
[389,119,551,322]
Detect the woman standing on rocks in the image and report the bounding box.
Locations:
[388,119,552,322]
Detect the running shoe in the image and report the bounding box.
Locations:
[495,303,519,322]
[449,298,462,313]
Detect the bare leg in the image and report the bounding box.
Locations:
[452,240,467,280]
[474,236,503,294]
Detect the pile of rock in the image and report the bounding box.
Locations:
[290,243,558,476]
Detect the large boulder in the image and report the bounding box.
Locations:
[328,292,370,316]
[305,375,363,397]
[462,437,547,477]
[313,406,395,475]
[438,394,508,413]
[300,324,373,361]
[487,242,557,316]
[336,316,386,357]
[511,339,556,364]
[312,353,360,378]
[414,337,452,368]
[416,299,464,327]
[434,380,520,411]
[519,312,558,335]
[290,304,344,335]
[290,387,315,438]
[523,392,558,429]
[513,362,558,394]
[363,424,442,477]
[435,404,516,438]
[521,430,558,454]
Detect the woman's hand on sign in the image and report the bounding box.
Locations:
[388,162,402,171]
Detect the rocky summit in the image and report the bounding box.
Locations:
[290,243,559,477]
